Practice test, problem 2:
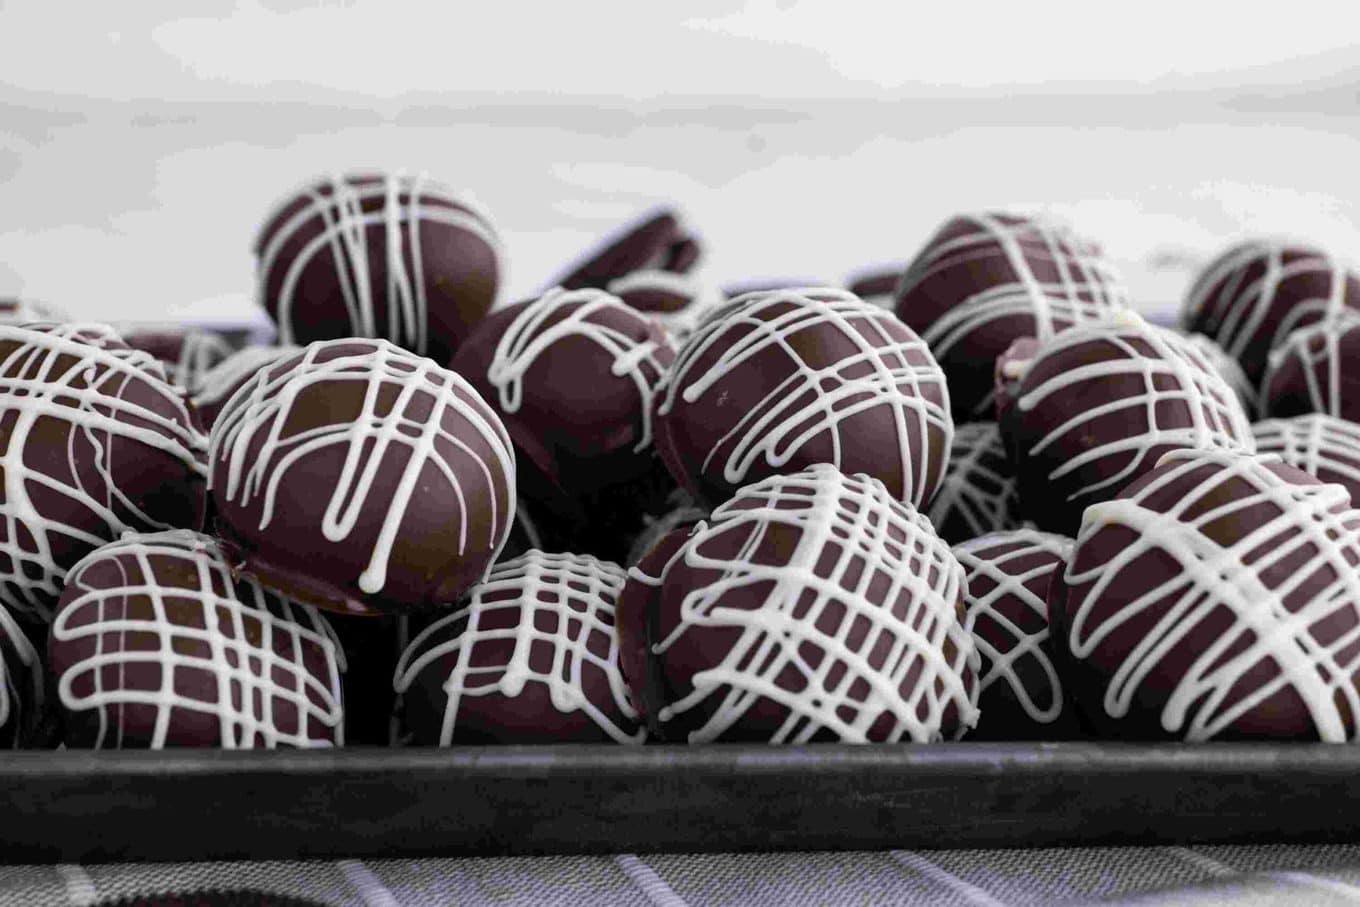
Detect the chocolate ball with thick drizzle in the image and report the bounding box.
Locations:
[210,338,516,616]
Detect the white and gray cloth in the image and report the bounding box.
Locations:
[4,846,1360,906]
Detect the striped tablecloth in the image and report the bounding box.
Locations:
[5,844,1360,906]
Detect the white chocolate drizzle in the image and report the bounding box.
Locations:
[954,529,1072,725]
[1182,239,1357,376]
[1182,332,1257,415]
[53,530,345,749]
[1015,313,1255,504]
[634,464,979,743]
[657,287,954,509]
[1253,414,1360,501]
[256,172,503,356]
[393,549,643,745]
[485,287,674,452]
[1263,316,1360,419]
[210,339,516,597]
[0,324,208,621]
[926,422,1019,540]
[1069,449,1360,741]
[191,344,300,415]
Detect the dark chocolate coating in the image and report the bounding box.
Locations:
[1253,414,1360,506]
[190,345,299,429]
[120,327,234,393]
[553,208,700,291]
[254,173,500,363]
[846,265,905,309]
[954,530,1077,740]
[209,338,516,616]
[394,551,641,745]
[1262,317,1360,423]
[1182,332,1258,417]
[624,489,708,567]
[926,421,1020,545]
[49,531,344,749]
[450,288,678,559]
[1000,315,1254,537]
[617,465,978,743]
[895,212,1125,420]
[1181,240,1360,386]
[1047,450,1360,741]
[0,324,207,622]
[654,288,953,510]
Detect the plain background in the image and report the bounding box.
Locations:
[2,1,1359,327]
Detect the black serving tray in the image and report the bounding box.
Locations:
[4,742,1360,863]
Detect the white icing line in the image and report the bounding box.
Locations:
[338,859,401,907]
[889,850,1008,907]
[614,854,690,907]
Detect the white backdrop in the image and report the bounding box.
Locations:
[2,1,1359,325]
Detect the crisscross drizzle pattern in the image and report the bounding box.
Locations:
[0,324,207,620]
[638,465,978,743]
[1067,449,1360,741]
[257,171,502,356]
[657,288,952,508]
[955,530,1072,726]
[926,421,1019,544]
[1263,316,1360,420]
[52,530,345,749]
[210,339,515,597]
[394,550,642,745]
[486,287,674,452]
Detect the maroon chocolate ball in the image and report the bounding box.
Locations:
[1047,448,1360,741]
[450,287,678,559]
[50,530,345,749]
[926,421,1020,545]
[617,465,979,743]
[254,172,502,362]
[209,338,517,616]
[655,287,954,510]
[845,263,906,309]
[1001,311,1255,537]
[605,270,723,336]
[190,345,300,429]
[1181,239,1360,386]
[954,530,1076,740]
[1253,414,1360,505]
[393,550,643,745]
[1261,316,1360,422]
[894,212,1126,420]
[549,207,701,292]
[0,323,207,622]
[120,327,234,393]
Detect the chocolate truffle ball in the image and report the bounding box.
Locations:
[120,327,234,393]
[618,465,979,743]
[394,550,643,745]
[1181,239,1360,386]
[845,263,906,310]
[1048,448,1360,741]
[1261,316,1360,422]
[606,270,723,335]
[50,530,345,749]
[0,323,207,622]
[926,421,1020,545]
[954,530,1074,739]
[1001,310,1255,536]
[210,338,517,616]
[0,298,67,324]
[0,604,40,748]
[255,171,502,362]
[190,345,300,429]
[894,212,1126,419]
[655,287,953,510]
[1182,332,1257,416]
[1253,414,1360,505]
[549,207,701,292]
[450,286,677,559]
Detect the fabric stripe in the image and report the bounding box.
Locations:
[1164,846,1234,877]
[890,851,1008,907]
[338,859,401,907]
[615,854,689,907]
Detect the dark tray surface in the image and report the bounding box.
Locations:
[5,742,1357,864]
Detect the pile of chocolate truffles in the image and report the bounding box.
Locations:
[4,175,1360,751]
